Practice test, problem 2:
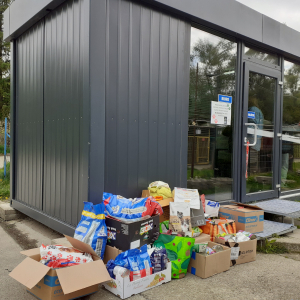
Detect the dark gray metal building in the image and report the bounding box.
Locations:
[5,0,300,235]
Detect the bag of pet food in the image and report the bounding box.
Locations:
[74,202,107,259]
[103,193,163,221]
[153,234,195,279]
[174,187,200,209]
[169,202,191,235]
[40,245,93,264]
[150,248,168,273]
[114,245,152,282]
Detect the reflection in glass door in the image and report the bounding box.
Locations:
[242,63,281,203]
[246,73,276,193]
[281,60,300,193]
[188,27,237,202]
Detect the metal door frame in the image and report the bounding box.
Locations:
[241,61,282,203]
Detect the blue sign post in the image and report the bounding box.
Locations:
[218,94,232,104]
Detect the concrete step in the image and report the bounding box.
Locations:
[0,202,24,221]
[273,229,300,253]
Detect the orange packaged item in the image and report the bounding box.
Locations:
[201,219,236,241]
[154,196,164,201]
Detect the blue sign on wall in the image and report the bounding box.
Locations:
[248,111,255,119]
[218,94,232,104]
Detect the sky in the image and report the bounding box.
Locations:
[236,0,300,32]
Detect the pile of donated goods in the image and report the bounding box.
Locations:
[10,181,259,299]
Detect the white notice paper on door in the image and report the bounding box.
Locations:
[211,101,231,125]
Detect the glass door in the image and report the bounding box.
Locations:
[241,62,281,203]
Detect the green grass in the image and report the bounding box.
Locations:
[257,238,288,254]
[0,162,10,199]
[0,144,10,155]
[187,168,214,179]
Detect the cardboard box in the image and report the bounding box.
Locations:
[188,242,231,278]
[104,261,172,299]
[106,215,160,251]
[103,245,123,264]
[142,190,173,223]
[194,233,210,244]
[214,237,257,266]
[9,235,111,300]
[219,202,264,233]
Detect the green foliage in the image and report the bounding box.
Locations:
[0,144,9,154]
[187,168,214,179]
[0,1,11,121]
[0,161,10,199]
[257,239,288,254]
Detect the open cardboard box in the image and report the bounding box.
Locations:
[104,262,171,299]
[9,235,111,300]
[219,202,264,233]
[103,243,171,299]
[215,237,257,266]
[142,190,173,222]
[188,241,231,279]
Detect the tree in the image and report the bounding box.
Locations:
[283,64,300,125]
[0,1,11,122]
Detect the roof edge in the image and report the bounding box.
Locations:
[4,0,67,42]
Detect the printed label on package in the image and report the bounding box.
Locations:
[219,212,236,221]
[230,247,240,260]
[107,230,117,240]
[44,275,60,287]
[140,223,153,235]
[130,240,141,249]
[238,216,258,224]
[121,224,129,235]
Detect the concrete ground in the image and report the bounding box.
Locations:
[1,217,300,300]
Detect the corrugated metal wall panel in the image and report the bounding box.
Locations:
[43,0,89,226]
[93,0,190,197]
[15,21,44,210]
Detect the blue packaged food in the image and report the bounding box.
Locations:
[74,202,107,259]
[103,193,163,220]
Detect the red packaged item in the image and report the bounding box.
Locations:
[46,259,80,268]
[129,268,153,282]
[40,244,93,264]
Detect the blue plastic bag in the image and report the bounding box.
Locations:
[74,202,107,259]
[113,245,152,281]
[103,192,163,221]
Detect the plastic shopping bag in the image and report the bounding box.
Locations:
[103,193,163,221]
[205,200,220,217]
[114,245,152,282]
[153,234,195,279]
[74,202,107,259]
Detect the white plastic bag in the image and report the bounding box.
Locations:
[204,200,220,217]
[174,187,200,209]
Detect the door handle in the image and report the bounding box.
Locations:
[244,123,257,146]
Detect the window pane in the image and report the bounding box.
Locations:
[245,46,279,65]
[246,73,276,194]
[282,60,300,191]
[188,27,237,201]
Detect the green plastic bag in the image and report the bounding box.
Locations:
[159,221,169,233]
[153,234,195,279]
